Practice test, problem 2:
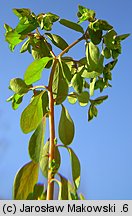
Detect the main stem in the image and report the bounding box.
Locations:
[46,91,55,200]
[46,34,86,199]
[46,59,58,200]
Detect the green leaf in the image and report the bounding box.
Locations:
[20,92,43,133]
[4,24,15,51]
[87,42,100,68]
[98,54,104,72]
[57,174,68,200]
[67,147,81,189]
[4,23,13,32]
[20,39,31,53]
[84,80,90,89]
[71,73,83,94]
[78,57,87,65]
[45,33,68,50]
[112,49,120,59]
[52,62,68,105]
[88,26,102,45]
[59,105,75,145]
[86,42,101,72]
[59,19,84,34]
[81,69,100,79]
[40,141,61,178]
[7,94,23,110]
[24,57,52,85]
[31,39,52,66]
[115,33,130,41]
[77,91,89,106]
[10,78,29,95]
[40,190,47,200]
[33,184,44,200]
[67,181,78,200]
[88,105,93,121]
[13,161,39,200]
[92,19,113,31]
[94,79,106,92]
[40,141,49,178]
[90,77,96,96]
[41,91,49,116]
[12,8,31,19]
[103,29,117,50]
[28,118,46,163]
[104,59,118,71]
[15,16,38,35]
[5,30,24,47]
[77,5,96,23]
[68,92,77,104]
[38,12,59,31]
[91,95,108,105]
[60,61,72,83]
[91,105,98,117]
[102,47,111,59]
[79,193,85,200]
[88,104,98,121]
[27,184,44,200]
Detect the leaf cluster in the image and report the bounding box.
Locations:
[5,5,129,200]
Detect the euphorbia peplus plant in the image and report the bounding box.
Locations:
[5,5,129,200]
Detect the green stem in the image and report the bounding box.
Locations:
[30,85,48,90]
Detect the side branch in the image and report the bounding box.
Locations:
[58,34,85,58]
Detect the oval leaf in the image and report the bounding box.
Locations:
[88,27,102,45]
[59,105,75,145]
[89,42,100,65]
[81,69,100,79]
[68,92,77,104]
[103,47,111,59]
[5,30,23,46]
[20,92,43,133]
[88,104,98,121]
[31,40,52,61]
[71,73,83,94]
[10,78,29,95]
[52,62,68,104]
[59,19,84,34]
[13,161,39,200]
[67,147,81,190]
[91,95,108,105]
[42,91,49,116]
[45,33,68,50]
[24,57,52,85]
[28,118,46,163]
[60,61,72,83]
[77,91,89,106]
